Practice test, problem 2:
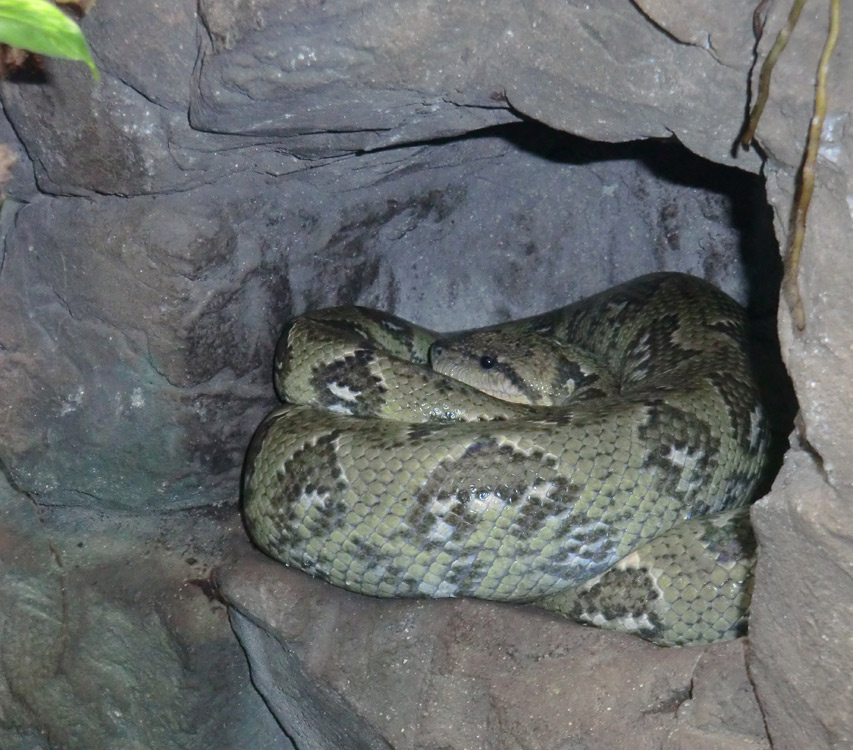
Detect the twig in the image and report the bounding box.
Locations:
[741,0,807,147]
[784,0,840,331]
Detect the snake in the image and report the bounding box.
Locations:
[242,272,770,646]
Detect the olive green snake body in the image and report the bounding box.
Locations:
[242,273,770,646]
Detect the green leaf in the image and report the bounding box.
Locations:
[0,0,98,79]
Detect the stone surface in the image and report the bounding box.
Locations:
[231,610,392,750]
[0,0,849,747]
[738,3,853,748]
[192,0,763,170]
[219,538,769,750]
[0,131,769,510]
[751,452,853,750]
[0,473,287,749]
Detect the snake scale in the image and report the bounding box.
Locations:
[243,273,770,646]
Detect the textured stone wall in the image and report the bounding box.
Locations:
[0,1,849,748]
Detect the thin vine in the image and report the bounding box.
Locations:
[741,0,806,146]
[741,0,841,331]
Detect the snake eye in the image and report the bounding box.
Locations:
[479,355,496,370]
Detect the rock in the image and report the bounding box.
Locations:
[737,3,853,747]
[0,132,767,509]
[0,0,849,746]
[219,538,769,750]
[750,452,853,749]
[192,0,763,169]
[0,473,287,749]
[230,610,392,750]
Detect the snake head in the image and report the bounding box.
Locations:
[430,331,615,406]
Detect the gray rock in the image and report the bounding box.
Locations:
[192,0,763,170]
[0,0,849,747]
[0,132,765,509]
[0,473,286,749]
[750,452,853,750]
[0,0,293,196]
[230,609,391,750]
[735,3,853,747]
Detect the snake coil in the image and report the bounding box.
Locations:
[243,273,769,646]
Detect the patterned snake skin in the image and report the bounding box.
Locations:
[243,273,770,646]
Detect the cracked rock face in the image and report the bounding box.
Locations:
[0,0,850,748]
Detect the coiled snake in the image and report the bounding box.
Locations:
[243,273,770,646]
